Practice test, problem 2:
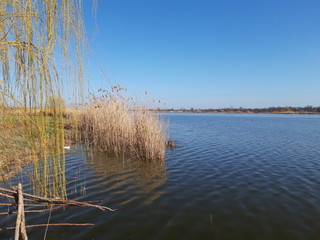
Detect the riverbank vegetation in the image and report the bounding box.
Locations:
[0,0,167,198]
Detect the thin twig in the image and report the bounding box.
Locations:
[0,223,94,231]
[0,203,15,206]
[0,192,15,199]
[43,204,53,240]
[0,206,64,215]
[0,24,13,42]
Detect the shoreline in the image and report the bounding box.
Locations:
[157,111,320,115]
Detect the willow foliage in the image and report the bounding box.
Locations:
[0,0,89,198]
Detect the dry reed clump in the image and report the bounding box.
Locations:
[75,89,166,160]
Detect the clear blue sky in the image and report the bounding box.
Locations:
[83,0,320,109]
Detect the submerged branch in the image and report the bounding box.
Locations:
[0,223,94,231]
[0,186,116,212]
[0,183,116,235]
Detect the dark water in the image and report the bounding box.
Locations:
[1,113,320,239]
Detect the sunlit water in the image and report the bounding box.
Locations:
[1,113,320,239]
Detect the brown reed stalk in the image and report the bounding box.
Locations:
[72,89,167,161]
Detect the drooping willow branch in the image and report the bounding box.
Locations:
[0,0,90,198]
[0,41,41,52]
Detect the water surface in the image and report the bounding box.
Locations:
[1,113,320,239]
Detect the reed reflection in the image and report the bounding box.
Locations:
[88,151,167,204]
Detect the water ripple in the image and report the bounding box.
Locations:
[1,113,320,239]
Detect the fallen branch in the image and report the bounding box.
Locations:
[0,223,94,231]
[0,206,64,215]
[0,192,15,199]
[0,186,116,212]
[0,203,14,206]
[0,183,116,237]
[0,187,16,194]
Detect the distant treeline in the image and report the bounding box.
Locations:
[159,106,320,114]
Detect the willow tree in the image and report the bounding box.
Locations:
[0,0,90,197]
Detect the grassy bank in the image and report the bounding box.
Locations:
[0,90,167,179]
[0,120,32,180]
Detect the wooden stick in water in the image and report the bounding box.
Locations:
[14,183,28,240]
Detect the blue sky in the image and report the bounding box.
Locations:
[83,0,320,109]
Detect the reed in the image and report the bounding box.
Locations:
[74,88,166,160]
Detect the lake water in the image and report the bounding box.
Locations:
[1,113,320,239]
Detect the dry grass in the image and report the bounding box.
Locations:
[0,110,67,197]
[0,121,33,180]
[72,89,167,160]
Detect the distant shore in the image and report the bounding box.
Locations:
[155,106,320,115]
[158,110,319,114]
